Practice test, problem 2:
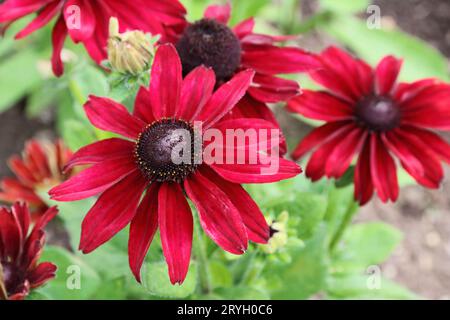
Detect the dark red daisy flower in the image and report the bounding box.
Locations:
[168,3,320,137]
[49,44,302,284]
[0,139,72,218]
[287,46,450,205]
[0,0,187,76]
[0,202,57,300]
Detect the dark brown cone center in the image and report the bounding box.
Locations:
[355,95,400,131]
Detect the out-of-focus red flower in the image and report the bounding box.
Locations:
[287,46,450,205]
[0,202,57,300]
[0,0,187,76]
[49,44,302,284]
[0,139,72,218]
[167,3,320,153]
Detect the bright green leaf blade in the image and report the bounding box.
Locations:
[320,0,370,13]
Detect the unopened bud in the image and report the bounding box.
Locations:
[263,211,289,254]
[107,17,156,75]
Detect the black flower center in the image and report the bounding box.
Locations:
[1,262,22,296]
[135,119,200,183]
[355,95,400,131]
[269,225,279,238]
[176,18,241,83]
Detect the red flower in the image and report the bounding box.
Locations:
[168,3,320,150]
[0,139,72,218]
[49,44,302,284]
[0,0,187,76]
[288,46,450,205]
[0,202,57,300]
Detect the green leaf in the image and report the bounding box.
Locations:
[332,222,402,273]
[327,274,418,300]
[0,50,41,112]
[230,0,271,25]
[69,65,108,106]
[335,166,355,189]
[324,15,450,81]
[142,261,197,298]
[39,246,101,300]
[216,287,270,300]
[320,0,369,13]
[209,261,233,289]
[61,119,96,151]
[268,225,329,299]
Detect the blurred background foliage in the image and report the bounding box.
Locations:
[1,0,449,300]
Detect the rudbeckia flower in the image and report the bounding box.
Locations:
[0,0,187,76]
[287,46,450,205]
[49,44,302,284]
[0,139,72,218]
[0,202,57,300]
[168,3,320,133]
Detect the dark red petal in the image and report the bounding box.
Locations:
[369,134,399,203]
[291,121,351,160]
[8,156,36,185]
[200,167,269,243]
[0,207,21,261]
[15,1,62,39]
[325,127,367,178]
[287,90,354,122]
[79,171,148,254]
[354,139,374,205]
[0,1,46,22]
[241,45,320,75]
[51,14,67,77]
[149,44,182,118]
[310,46,373,102]
[63,0,96,42]
[84,95,146,139]
[204,3,231,24]
[196,69,255,128]
[128,184,159,283]
[233,17,255,39]
[177,66,216,121]
[375,56,403,95]
[211,157,301,184]
[248,74,300,103]
[184,171,248,254]
[49,158,137,201]
[394,78,438,103]
[158,183,193,285]
[133,87,156,124]
[305,124,355,181]
[28,262,57,288]
[64,138,135,171]
[402,126,450,164]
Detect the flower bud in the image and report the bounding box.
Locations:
[107,17,156,75]
[263,211,289,254]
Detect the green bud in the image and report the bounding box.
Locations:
[107,17,157,75]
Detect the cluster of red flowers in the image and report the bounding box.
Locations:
[1,1,449,296]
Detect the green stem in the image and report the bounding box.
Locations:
[193,214,212,295]
[329,201,359,253]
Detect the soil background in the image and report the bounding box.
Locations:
[0,0,449,299]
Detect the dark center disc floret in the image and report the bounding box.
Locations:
[176,18,242,82]
[1,262,23,296]
[135,119,201,183]
[355,95,401,131]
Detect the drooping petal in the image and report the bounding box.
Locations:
[28,262,57,288]
[196,69,255,128]
[158,183,193,285]
[0,0,49,22]
[177,66,216,121]
[287,90,354,122]
[79,171,148,254]
[203,3,231,24]
[248,74,300,103]
[354,139,374,205]
[63,0,96,43]
[402,126,450,164]
[49,157,137,201]
[64,138,135,171]
[15,1,62,39]
[51,14,67,77]
[128,184,159,283]
[184,171,248,254]
[375,55,403,95]
[200,167,269,243]
[84,95,146,139]
[291,121,352,160]
[369,134,399,203]
[149,44,182,118]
